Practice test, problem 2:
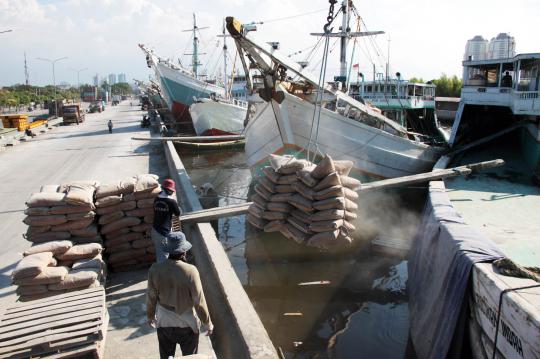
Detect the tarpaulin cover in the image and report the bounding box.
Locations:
[408,181,504,359]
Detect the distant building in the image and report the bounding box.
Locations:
[58,81,71,90]
[93,74,99,86]
[118,73,126,83]
[464,35,488,61]
[108,73,117,85]
[488,33,516,59]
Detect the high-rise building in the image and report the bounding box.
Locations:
[118,73,126,83]
[108,73,117,85]
[488,33,516,59]
[464,35,488,61]
[93,74,99,86]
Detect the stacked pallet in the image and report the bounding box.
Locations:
[96,174,160,272]
[16,182,105,301]
[247,154,361,249]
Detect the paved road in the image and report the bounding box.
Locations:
[0,101,166,306]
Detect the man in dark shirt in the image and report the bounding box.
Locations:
[152,178,181,262]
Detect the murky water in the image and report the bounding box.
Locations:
[178,148,422,358]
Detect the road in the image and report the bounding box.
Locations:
[0,101,166,305]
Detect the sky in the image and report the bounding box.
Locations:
[0,0,538,87]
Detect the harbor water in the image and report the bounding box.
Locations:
[177,147,426,358]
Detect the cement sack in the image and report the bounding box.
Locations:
[251,194,267,210]
[268,155,309,174]
[287,217,311,234]
[66,211,95,221]
[311,209,345,221]
[247,214,267,230]
[70,224,98,238]
[276,174,298,185]
[297,169,318,188]
[24,207,51,216]
[345,198,358,211]
[254,184,272,201]
[125,208,154,217]
[101,216,141,234]
[269,193,293,203]
[26,231,71,243]
[98,211,125,225]
[52,218,94,231]
[137,198,155,209]
[14,266,68,286]
[133,187,161,200]
[309,219,344,233]
[314,185,344,201]
[344,211,358,221]
[12,252,53,280]
[342,187,359,201]
[310,155,335,180]
[110,259,138,268]
[71,236,103,245]
[106,242,131,253]
[262,167,280,184]
[16,284,48,296]
[288,194,313,213]
[313,197,345,211]
[106,232,144,247]
[313,172,341,191]
[307,230,340,249]
[259,176,276,193]
[263,220,284,233]
[72,254,104,270]
[105,227,131,239]
[130,223,152,233]
[56,243,102,261]
[266,202,292,213]
[26,192,66,208]
[24,241,73,256]
[341,220,356,234]
[50,203,95,214]
[134,174,159,193]
[48,268,100,291]
[58,180,100,193]
[143,215,153,224]
[96,200,136,215]
[340,176,361,190]
[25,225,51,235]
[64,184,94,206]
[95,179,134,199]
[40,184,59,193]
[248,204,264,219]
[95,195,123,208]
[261,211,288,221]
[290,209,311,224]
[280,223,308,244]
[292,181,315,200]
[131,238,153,249]
[48,257,57,267]
[108,248,146,265]
[334,160,354,176]
[23,215,67,226]
[275,184,296,193]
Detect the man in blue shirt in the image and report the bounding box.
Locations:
[152,178,181,262]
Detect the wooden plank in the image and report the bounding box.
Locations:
[5,287,103,312]
[0,310,102,339]
[44,343,99,359]
[132,135,245,142]
[0,325,101,355]
[0,301,103,327]
[2,296,104,321]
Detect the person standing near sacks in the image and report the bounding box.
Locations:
[152,178,181,262]
[146,232,213,358]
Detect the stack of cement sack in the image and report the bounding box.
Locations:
[12,241,105,301]
[24,182,101,245]
[247,154,361,249]
[95,174,160,272]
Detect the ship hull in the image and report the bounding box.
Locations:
[190,99,247,136]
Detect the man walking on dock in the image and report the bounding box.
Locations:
[152,178,181,262]
[146,232,213,358]
[107,119,113,133]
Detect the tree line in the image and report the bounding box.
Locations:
[408,74,462,98]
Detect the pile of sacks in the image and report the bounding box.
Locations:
[24,182,101,245]
[247,154,361,249]
[95,174,160,272]
[12,241,104,301]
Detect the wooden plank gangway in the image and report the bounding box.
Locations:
[132,135,245,142]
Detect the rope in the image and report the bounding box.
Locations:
[493,258,540,282]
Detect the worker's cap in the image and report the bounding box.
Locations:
[162,178,176,192]
[166,231,192,254]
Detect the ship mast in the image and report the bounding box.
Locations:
[311,0,384,90]
[183,14,208,79]
[217,20,229,96]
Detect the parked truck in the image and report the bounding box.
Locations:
[62,104,85,125]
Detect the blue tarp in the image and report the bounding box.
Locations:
[408,182,504,359]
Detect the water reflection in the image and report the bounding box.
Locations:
[178,148,413,358]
